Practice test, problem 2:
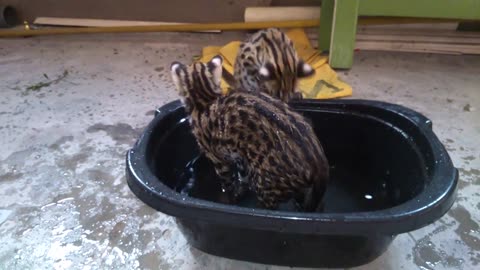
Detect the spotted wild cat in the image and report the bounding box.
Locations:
[229,28,315,102]
[170,56,329,211]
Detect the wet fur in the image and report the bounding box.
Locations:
[171,56,329,211]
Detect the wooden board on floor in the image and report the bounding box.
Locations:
[357,28,480,38]
[308,38,480,54]
[357,22,460,31]
[356,33,480,45]
[308,24,480,55]
[355,40,480,54]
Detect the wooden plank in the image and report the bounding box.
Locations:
[308,26,480,55]
[358,17,461,26]
[358,22,459,30]
[244,6,320,22]
[359,0,480,20]
[355,40,480,54]
[33,17,221,33]
[357,28,480,38]
[356,33,480,44]
[309,37,477,54]
[357,47,462,55]
[307,27,480,40]
[329,0,360,68]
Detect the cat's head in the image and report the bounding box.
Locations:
[256,28,315,101]
[170,56,223,111]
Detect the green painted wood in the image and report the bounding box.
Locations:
[318,0,334,52]
[359,0,480,20]
[329,0,359,69]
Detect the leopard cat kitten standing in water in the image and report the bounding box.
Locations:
[170,56,329,211]
[227,28,315,102]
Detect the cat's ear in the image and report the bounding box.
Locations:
[258,62,276,80]
[208,55,223,85]
[297,61,315,78]
[170,61,184,90]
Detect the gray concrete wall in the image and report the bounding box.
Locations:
[0,0,320,24]
[0,0,271,23]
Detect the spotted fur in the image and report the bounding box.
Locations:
[231,28,315,102]
[171,56,329,211]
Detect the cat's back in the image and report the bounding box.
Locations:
[215,89,326,168]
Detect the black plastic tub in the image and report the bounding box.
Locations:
[126,99,458,268]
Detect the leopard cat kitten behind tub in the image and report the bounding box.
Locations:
[226,28,315,102]
[170,55,329,211]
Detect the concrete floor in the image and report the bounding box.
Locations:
[0,32,479,270]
